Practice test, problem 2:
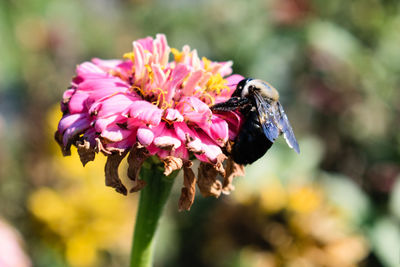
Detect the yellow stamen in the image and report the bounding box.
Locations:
[123,52,135,62]
[205,73,229,95]
[171,48,184,63]
[202,57,211,71]
[131,85,146,97]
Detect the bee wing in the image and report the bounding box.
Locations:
[252,91,280,143]
[275,102,300,153]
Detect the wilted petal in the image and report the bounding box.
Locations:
[105,152,128,195]
[178,161,197,211]
[197,162,223,198]
[127,143,149,192]
[163,156,183,176]
[57,114,91,154]
[76,139,96,166]
[222,157,245,194]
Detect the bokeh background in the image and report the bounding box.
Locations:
[1,0,400,266]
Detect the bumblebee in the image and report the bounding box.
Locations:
[211,78,300,165]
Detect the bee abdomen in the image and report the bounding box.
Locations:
[231,110,273,165]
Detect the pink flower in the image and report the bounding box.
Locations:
[56,34,245,210]
[0,219,31,267]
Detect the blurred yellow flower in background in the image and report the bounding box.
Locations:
[204,177,369,267]
[27,106,136,267]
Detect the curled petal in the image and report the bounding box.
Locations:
[182,70,203,96]
[178,161,197,211]
[201,115,229,146]
[194,130,223,163]
[128,101,163,126]
[127,143,148,192]
[68,91,90,114]
[100,124,131,143]
[164,64,190,103]
[136,127,154,146]
[57,114,91,154]
[105,152,128,195]
[90,93,136,118]
[153,136,181,150]
[197,162,222,198]
[76,139,96,166]
[222,157,245,194]
[164,108,184,123]
[76,62,105,76]
[176,96,212,128]
[163,156,183,176]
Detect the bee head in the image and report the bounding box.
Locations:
[231,78,253,98]
[241,79,279,101]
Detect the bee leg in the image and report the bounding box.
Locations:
[211,97,249,111]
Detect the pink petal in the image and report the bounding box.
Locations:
[58,113,89,134]
[137,127,154,146]
[164,108,184,123]
[214,111,243,140]
[78,78,129,92]
[225,74,245,94]
[90,93,137,118]
[151,64,167,87]
[128,101,163,126]
[58,114,91,146]
[76,62,105,75]
[217,61,233,77]
[195,130,223,163]
[176,96,212,128]
[153,136,181,150]
[68,91,90,114]
[154,34,170,66]
[204,115,229,145]
[133,41,146,81]
[151,122,182,150]
[164,64,190,103]
[182,70,203,96]
[137,36,154,52]
[100,124,131,142]
[92,58,124,70]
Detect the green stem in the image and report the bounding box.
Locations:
[130,159,177,267]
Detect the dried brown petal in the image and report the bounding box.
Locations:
[76,139,95,166]
[197,162,222,198]
[178,161,197,211]
[105,151,128,195]
[222,157,245,195]
[215,153,227,177]
[163,156,183,176]
[95,138,112,155]
[130,179,147,193]
[127,143,149,192]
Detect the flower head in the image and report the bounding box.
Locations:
[56,34,244,210]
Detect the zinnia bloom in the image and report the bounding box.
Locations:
[56,34,245,210]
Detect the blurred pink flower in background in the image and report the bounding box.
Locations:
[55,34,244,210]
[0,219,31,267]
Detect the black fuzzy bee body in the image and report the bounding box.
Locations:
[212,78,299,165]
[231,107,272,164]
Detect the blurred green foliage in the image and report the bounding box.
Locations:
[0,0,399,266]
